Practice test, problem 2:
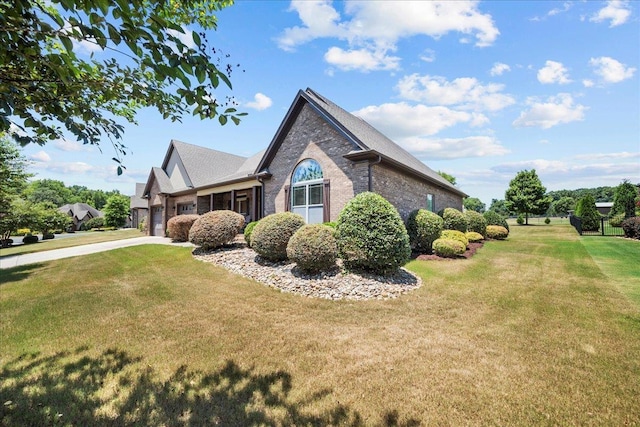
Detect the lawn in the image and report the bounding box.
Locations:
[1,224,638,425]
[0,228,142,258]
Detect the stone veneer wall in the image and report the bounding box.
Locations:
[263,104,369,221]
[372,164,463,220]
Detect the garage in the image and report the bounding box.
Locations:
[151,206,163,236]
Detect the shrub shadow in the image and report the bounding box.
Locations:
[0,263,47,285]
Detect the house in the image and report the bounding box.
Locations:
[595,202,613,216]
[130,182,149,229]
[143,88,466,236]
[58,202,103,231]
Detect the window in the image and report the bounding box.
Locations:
[291,159,324,224]
[426,194,434,212]
[178,203,194,215]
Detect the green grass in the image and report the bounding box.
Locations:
[1,225,639,425]
[0,228,143,258]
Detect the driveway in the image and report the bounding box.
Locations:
[0,237,194,269]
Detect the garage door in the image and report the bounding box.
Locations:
[152,207,163,236]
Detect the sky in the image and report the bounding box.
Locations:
[21,0,640,207]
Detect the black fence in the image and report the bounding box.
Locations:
[569,215,625,236]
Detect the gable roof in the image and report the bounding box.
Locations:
[130,183,148,209]
[257,88,466,197]
[58,203,102,221]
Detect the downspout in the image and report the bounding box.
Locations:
[257,175,265,220]
[368,155,382,192]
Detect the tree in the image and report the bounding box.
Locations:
[504,169,552,225]
[463,197,485,213]
[103,194,130,228]
[552,196,575,217]
[0,199,39,244]
[0,136,32,245]
[488,199,511,217]
[1,0,244,172]
[575,194,601,232]
[437,171,457,186]
[33,202,72,235]
[611,180,638,219]
[24,179,72,206]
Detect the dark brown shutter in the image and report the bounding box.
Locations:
[284,185,290,212]
[323,179,330,222]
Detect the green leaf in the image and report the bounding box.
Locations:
[117,166,123,176]
[218,115,227,125]
[60,36,73,53]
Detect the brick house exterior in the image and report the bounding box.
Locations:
[142,88,466,236]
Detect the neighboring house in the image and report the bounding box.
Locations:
[130,183,149,229]
[58,203,103,231]
[143,88,466,236]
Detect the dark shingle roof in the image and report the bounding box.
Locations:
[130,183,148,209]
[151,166,174,194]
[58,203,102,220]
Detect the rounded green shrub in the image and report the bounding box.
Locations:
[621,217,640,239]
[250,212,305,261]
[287,224,338,273]
[433,238,465,258]
[483,210,510,232]
[243,221,258,246]
[81,217,104,230]
[189,210,245,250]
[544,217,551,225]
[22,234,39,244]
[464,210,487,236]
[486,225,509,240]
[43,233,55,240]
[440,207,467,232]
[406,209,443,253]
[167,214,200,242]
[516,214,525,225]
[465,231,484,243]
[441,229,469,248]
[336,192,411,274]
[609,212,625,227]
[575,194,601,232]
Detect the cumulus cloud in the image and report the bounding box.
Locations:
[30,151,51,162]
[574,151,640,160]
[513,93,587,129]
[490,62,511,76]
[400,135,510,160]
[324,46,400,71]
[582,79,595,87]
[245,93,273,111]
[537,60,572,84]
[589,56,636,83]
[396,74,515,112]
[54,139,92,152]
[590,0,631,27]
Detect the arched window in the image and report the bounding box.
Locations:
[291,159,324,223]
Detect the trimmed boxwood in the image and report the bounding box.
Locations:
[433,238,465,258]
[243,221,258,247]
[441,229,469,248]
[483,210,509,232]
[486,225,509,240]
[167,214,200,242]
[22,234,39,244]
[287,224,338,273]
[189,210,245,250]
[465,231,484,243]
[464,210,487,236]
[336,192,411,274]
[406,209,443,253]
[81,217,105,230]
[42,233,55,240]
[251,212,306,261]
[440,207,467,232]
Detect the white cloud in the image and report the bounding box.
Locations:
[513,93,587,129]
[54,139,92,152]
[245,93,273,111]
[548,2,572,16]
[277,1,346,52]
[590,0,631,27]
[396,74,515,112]
[324,46,400,72]
[490,62,511,76]
[30,151,51,162]
[589,56,636,83]
[537,60,572,84]
[166,27,196,49]
[30,160,95,174]
[574,151,640,160]
[420,49,436,63]
[400,135,510,160]
[582,79,595,87]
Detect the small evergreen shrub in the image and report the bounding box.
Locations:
[441,229,469,248]
[516,214,525,225]
[575,195,601,232]
[22,234,39,244]
[609,212,625,227]
[440,207,467,232]
[544,217,551,225]
[336,192,411,274]
[167,214,200,242]
[465,231,484,243]
[484,210,510,232]
[464,210,487,236]
[138,216,148,233]
[433,238,465,258]
[406,209,443,253]
[323,221,337,229]
[189,210,245,250]
[621,217,640,239]
[243,221,258,246]
[251,212,305,261]
[82,217,105,230]
[486,225,509,240]
[43,233,55,240]
[287,224,338,273]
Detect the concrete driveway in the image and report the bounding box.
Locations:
[0,237,194,269]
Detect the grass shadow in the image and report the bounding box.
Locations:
[0,347,420,426]
[0,263,47,285]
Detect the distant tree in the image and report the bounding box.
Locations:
[437,171,457,186]
[463,197,485,213]
[552,197,575,217]
[0,199,40,244]
[575,194,601,232]
[33,202,71,234]
[504,169,552,225]
[611,180,638,219]
[488,199,511,217]
[24,179,72,206]
[0,137,33,245]
[103,194,130,228]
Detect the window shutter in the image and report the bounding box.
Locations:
[284,185,291,212]
[323,179,330,222]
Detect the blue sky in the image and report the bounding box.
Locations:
[22,0,640,206]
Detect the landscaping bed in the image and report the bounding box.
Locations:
[415,241,484,261]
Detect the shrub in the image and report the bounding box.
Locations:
[465,231,484,243]
[243,221,258,246]
[406,209,443,253]
[516,214,524,225]
[575,194,601,232]
[15,228,30,236]
[189,210,245,250]
[440,207,467,232]
[81,217,104,230]
[609,212,625,227]
[138,216,148,233]
[464,210,487,236]
[441,229,469,248]
[167,214,200,242]
[621,217,640,239]
[432,238,465,258]
[250,212,305,261]
[486,225,509,240]
[323,221,337,229]
[42,233,55,240]
[544,217,551,225]
[1,238,14,247]
[336,192,411,274]
[287,224,338,273]
[22,234,39,244]
[484,210,510,232]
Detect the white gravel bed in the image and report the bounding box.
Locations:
[192,242,421,301]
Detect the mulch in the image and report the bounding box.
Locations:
[413,242,484,261]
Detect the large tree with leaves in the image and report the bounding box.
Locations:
[504,169,552,225]
[0,136,33,244]
[1,0,244,173]
[610,180,639,219]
